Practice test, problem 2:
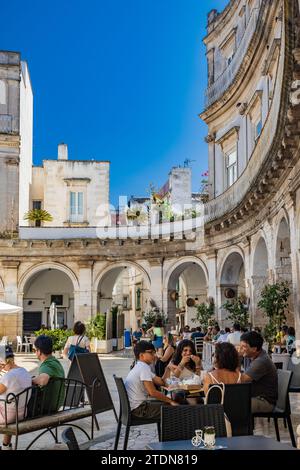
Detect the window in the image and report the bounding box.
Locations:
[226,149,237,187]
[70,191,84,222]
[136,286,141,310]
[255,119,262,140]
[33,200,42,210]
[50,295,63,306]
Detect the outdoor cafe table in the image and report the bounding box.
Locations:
[146,436,296,451]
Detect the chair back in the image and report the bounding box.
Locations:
[113,375,131,425]
[62,427,80,450]
[206,383,252,436]
[16,335,22,345]
[0,336,8,346]
[160,404,227,441]
[275,369,292,413]
[287,356,300,389]
[194,337,204,354]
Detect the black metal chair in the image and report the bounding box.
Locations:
[160,404,227,442]
[113,375,161,450]
[61,427,80,450]
[206,383,253,436]
[287,356,300,393]
[253,369,296,447]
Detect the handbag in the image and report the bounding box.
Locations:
[204,383,232,437]
[68,335,89,361]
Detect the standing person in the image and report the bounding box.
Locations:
[287,327,296,355]
[0,346,32,450]
[125,341,178,419]
[63,321,90,360]
[240,331,278,413]
[132,326,143,345]
[147,318,164,353]
[33,335,65,413]
[155,333,176,377]
[227,323,242,346]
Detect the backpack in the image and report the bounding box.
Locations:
[68,335,89,361]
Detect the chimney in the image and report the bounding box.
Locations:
[58,143,68,160]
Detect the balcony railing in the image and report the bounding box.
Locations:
[0,114,12,133]
[205,4,261,109]
[204,29,285,224]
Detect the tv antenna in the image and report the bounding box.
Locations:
[184,158,196,167]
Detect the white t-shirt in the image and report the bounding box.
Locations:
[0,367,32,423]
[125,361,155,411]
[64,335,90,349]
[227,331,242,346]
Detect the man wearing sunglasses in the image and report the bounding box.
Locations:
[125,341,178,419]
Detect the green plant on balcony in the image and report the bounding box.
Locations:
[24,209,53,227]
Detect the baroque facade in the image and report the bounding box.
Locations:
[1,0,300,341]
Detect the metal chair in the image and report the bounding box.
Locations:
[253,369,296,447]
[160,404,227,441]
[62,427,80,450]
[113,375,161,450]
[287,356,300,393]
[206,383,253,436]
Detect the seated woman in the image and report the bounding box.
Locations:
[203,342,241,395]
[155,333,176,377]
[163,340,202,404]
[0,346,32,450]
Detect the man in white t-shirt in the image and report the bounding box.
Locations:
[125,341,178,419]
[227,323,242,346]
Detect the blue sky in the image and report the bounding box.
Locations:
[1,0,228,206]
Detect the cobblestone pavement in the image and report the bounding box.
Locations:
[5,351,300,450]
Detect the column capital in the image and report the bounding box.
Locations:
[78,260,94,269]
[1,260,20,269]
[206,249,217,259]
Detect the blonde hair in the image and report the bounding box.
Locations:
[4,357,14,366]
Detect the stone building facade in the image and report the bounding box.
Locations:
[1,0,300,341]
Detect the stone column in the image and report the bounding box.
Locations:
[286,196,300,338]
[75,260,94,323]
[149,258,163,311]
[206,250,219,322]
[2,260,22,336]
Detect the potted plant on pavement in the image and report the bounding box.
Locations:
[86,313,112,353]
[222,294,250,329]
[192,299,215,331]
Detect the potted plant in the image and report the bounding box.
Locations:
[192,300,215,331]
[258,281,290,349]
[24,209,53,227]
[222,295,250,329]
[86,313,112,353]
[34,327,72,357]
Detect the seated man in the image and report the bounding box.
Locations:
[125,341,178,419]
[240,331,278,413]
[32,335,65,413]
[191,327,205,340]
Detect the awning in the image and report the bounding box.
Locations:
[0,301,22,315]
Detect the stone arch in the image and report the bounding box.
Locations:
[274,216,294,325]
[0,275,4,301]
[219,251,246,325]
[19,261,79,294]
[18,262,79,331]
[94,261,151,330]
[163,256,208,330]
[252,236,269,327]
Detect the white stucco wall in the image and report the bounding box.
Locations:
[30,159,110,226]
[19,61,33,226]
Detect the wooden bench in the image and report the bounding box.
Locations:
[0,377,97,450]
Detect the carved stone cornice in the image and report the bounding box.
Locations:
[1,260,20,268]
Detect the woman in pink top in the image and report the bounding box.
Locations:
[203,342,241,395]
